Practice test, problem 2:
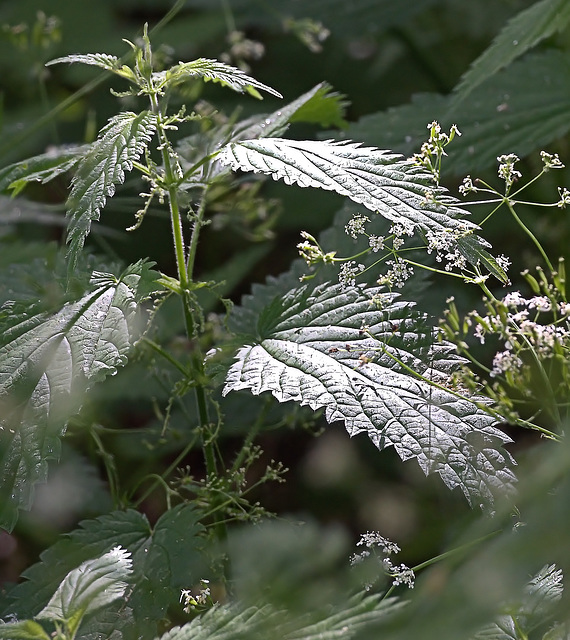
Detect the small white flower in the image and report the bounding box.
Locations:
[339,261,365,287]
[540,150,564,170]
[369,235,384,252]
[345,214,370,239]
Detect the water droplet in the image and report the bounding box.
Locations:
[513,40,518,45]
[405,135,412,143]
[264,119,271,124]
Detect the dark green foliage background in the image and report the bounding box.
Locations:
[1,0,570,637]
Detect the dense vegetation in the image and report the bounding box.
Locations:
[1,1,570,639]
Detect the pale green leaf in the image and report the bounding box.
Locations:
[0,620,51,640]
[0,146,87,194]
[36,546,132,629]
[66,111,157,277]
[219,137,503,279]
[162,58,282,98]
[453,0,570,104]
[1,505,205,640]
[0,261,158,531]
[224,280,516,507]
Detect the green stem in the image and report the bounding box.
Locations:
[186,190,208,283]
[150,89,227,551]
[506,200,554,272]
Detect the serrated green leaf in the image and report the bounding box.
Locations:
[162,58,282,98]
[473,564,564,640]
[176,83,342,187]
[157,592,402,640]
[219,137,499,275]
[452,0,570,104]
[0,261,158,531]
[46,53,137,83]
[0,620,51,640]
[224,280,516,507]
[0,145,87,194]
[36,546,132,633]
[288,83,348,129]
[342,49,570,177]
[46,53,122,72]
[521,564,563,621]
[66,111,157,277]
[1,505,205,640]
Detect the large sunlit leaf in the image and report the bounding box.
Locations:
[65,111,157,277]
[36,546,132,633]
[176,83,346,189]
[0,261,158,531]
[218,137,505,281]
[224,280,516,507]
[0,505,205,640]
[452,0,570,104]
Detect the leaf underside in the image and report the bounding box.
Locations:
[66,111,157,276]
[218,137,503,279]
[0,262,156,531]
[224,280,516,507]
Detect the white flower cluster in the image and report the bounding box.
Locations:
[345,213,370,239]
[470,291,570,378]
[350,531,415,590]
[377,257,414,288]
[339,260,365,287]
[424,224,474,272]
[180,579,211,613]
[540,151,565,171]
[497,153,522,189]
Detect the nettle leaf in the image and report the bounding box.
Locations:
[66,111,157,276]
[176,83,345,188]
[47,53,125,74]
[36,546,132,632]
[224,280,516,507]
[1,505,205,640]
[163,58,282,99]
[0,145,87,195]
[452,0,570,104]
[288,82,348,129]
[218,137,502,279]
[474,564,564,640]
[158,593,402,640]
[0,261,158,531]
